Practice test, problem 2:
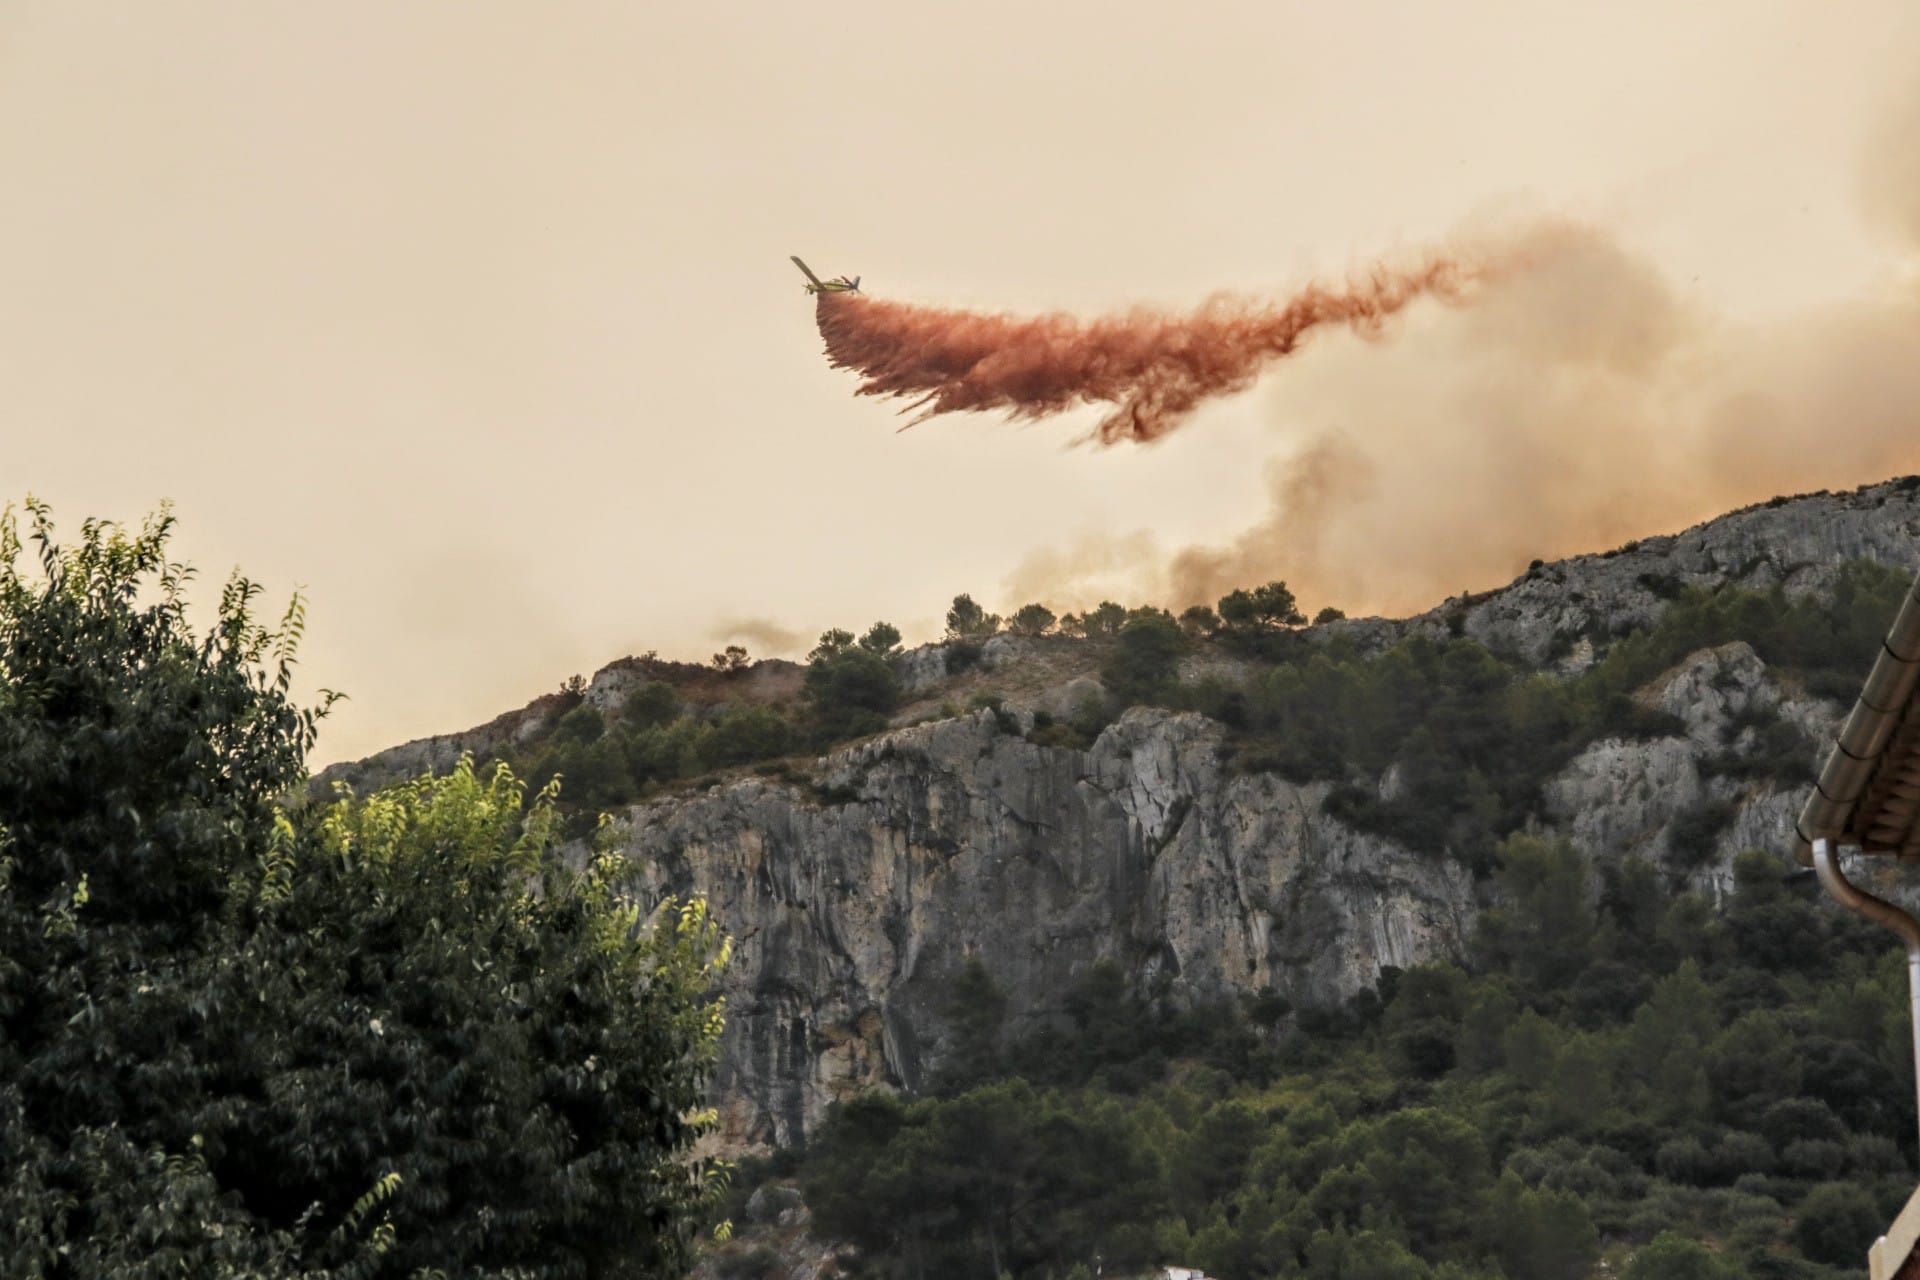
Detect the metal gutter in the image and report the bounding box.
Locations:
[1795,567,1920,865]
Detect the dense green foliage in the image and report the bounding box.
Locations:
[1099,610,1188,703]
[804,626,904,740]
[1218,581,1307,631]
[503,565,1907,875]
[501,580,1337,824]
[946,595,1000,641]
[261,765,729,1278]
[1174,561,1910,868]
[1008,604,1058,637]
[509,623,907,829]
[767,837,1914,1280]
[0,504,727,1277]
[516,689,801,824]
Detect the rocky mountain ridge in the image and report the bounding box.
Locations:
[322,478,1920,793]
[325,476,1920,1151]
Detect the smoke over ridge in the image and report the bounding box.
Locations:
[1006,212,1920,620]
[710,617,807,657]
[814,251,1501,443]
[797,77,1920,635]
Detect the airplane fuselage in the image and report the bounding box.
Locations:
[791,255,861,295]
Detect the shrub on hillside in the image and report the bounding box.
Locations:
[1794,1182,1882,1267]
[945,594,1000,641]
[1100,611,1187,703]
[1626,1233,1736,1280]
[804,628,900,741]
[1218,581,1305,631]
[1008,603,1057,637]
[859,620,902,654]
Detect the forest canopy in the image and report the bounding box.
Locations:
[758,839,1913,1280]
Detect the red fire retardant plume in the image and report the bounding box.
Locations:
[814,256,1489,444]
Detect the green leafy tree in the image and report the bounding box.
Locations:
[1382,964,1468,1079]
[1625,1233,1735,1280]
[808,628,857,661]
[1478,834,1595,994]
[1627,961,1718,1121]
[1708,1009,1804,1114]
[939,958,1008,1090]
[945,594,1001,641]
[1481,1173,1597,1280]
[553,700,606,744]
[0,503,728,1277]
[1218,581,1305,630]
[1334,1108,1491,1248]
[1543,1034,1610,1133]
[1008,603,1057,637]
[1793,1182,1882,1267]
[711,643,750,673]
[1101,612,1188,703]
[1502,1010,1561,1090]
[246,765,730,1277]
[1456,981,1518,1075]
[0,501,352,1275]
[804,636,900,741]
[700,704,794,767]
[623,679,682,728]
[806,1082,1158,1280]
[795,1092,952,1275]
[1179,604,1222,637]
[1080,601,1129,637]
[860,621,903,654]
[1313,606,1347,624]
[1303,1226,1434,1280]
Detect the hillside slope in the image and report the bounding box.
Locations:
[326,476,1920,1152]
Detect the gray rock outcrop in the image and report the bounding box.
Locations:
[615,708,1474,1149]
[1414,478,1920,665]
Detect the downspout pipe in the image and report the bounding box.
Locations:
[1813,838,1920,1152]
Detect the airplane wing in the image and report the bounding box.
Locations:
[790,256,825,288]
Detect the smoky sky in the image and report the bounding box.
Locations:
[1006,207,1920,621]
[4,5,1916,761]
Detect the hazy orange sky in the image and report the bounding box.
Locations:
[4,3,1918,763]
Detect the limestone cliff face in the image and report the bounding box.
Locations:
[614,708,1475,1149]
[612,653,1825,1152]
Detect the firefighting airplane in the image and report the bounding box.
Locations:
[790,256,861,295]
